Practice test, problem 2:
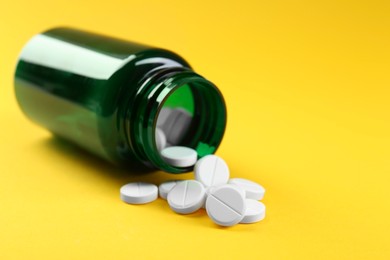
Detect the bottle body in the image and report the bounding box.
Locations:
[15,28,227,173]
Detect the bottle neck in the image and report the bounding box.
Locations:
[125,67,227,173]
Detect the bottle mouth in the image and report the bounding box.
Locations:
[129,67,227,173]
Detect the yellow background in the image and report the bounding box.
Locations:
[1,0,389,259]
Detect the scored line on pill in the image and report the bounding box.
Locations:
[209,194,242,216]
[182,181,189,206]
[210,156,218,186]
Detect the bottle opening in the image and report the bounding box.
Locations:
[153,80,226,172]
[130,68,226,173]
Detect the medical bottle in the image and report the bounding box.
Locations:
[14,27,226,173]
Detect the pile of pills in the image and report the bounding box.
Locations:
[120,107,266,227]
[120,149,266,227]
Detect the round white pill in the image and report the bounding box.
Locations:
[167,180,206,214]
[206,184,246,227]
[228,178,265,200]
[240,199,266,224]
[160,146,197,167]
[120,182,158,204]
[194,155,229,187]
[155,127,167,151]
[158,180,182,200]
[202,185,244,208]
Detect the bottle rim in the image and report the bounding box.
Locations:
[126,67,227,173]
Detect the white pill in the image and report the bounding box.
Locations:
[167,180,206,214]
[160,146,197,167]
[155,127,167,151]
[157,107,172,127]
[206,184,246,226]
[158,180,182,200]
[194,155,229,187]
[120,182,158,204]
[240,199,266,224]
[162,108,192,145]
[228,178,265,200]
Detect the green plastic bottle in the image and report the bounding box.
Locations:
[14,28,227,173]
